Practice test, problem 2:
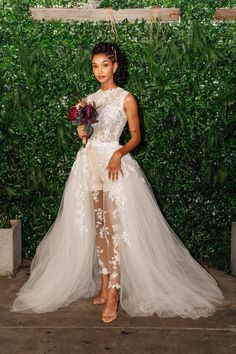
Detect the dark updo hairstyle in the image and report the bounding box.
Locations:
[91,42,128,87]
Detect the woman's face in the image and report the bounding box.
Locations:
[91,53,118,85]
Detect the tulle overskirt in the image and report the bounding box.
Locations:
[10,139,224,318]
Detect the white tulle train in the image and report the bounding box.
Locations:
[10,139,224,318]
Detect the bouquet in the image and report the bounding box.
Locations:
[68,99,98,147]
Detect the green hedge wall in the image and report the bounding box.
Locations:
[1,0,236,273]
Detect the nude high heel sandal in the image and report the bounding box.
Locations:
[101,289,120,323]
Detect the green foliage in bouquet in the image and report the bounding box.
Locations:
[1,0,236,273]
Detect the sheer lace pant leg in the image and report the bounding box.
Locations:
[92,189,109,276]
[92,189,121,290]
[103,192,121,290]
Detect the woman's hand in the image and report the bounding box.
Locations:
[77,124,88,141]
[105,151,124,181]
[75,99,86,110]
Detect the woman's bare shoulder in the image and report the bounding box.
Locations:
[123,90,137,107]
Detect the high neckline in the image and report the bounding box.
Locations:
[99,86,120,92]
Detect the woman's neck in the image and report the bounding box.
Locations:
[100,82,118,91]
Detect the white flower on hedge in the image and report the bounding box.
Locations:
[76,1,101,8]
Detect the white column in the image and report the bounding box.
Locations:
[0,220,22,278]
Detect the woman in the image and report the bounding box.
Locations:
[10,42,224,323]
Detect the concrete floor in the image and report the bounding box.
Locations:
[1,261,236,354]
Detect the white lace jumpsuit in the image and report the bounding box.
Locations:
[85,87,129,290]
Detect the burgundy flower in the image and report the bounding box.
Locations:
[87,104,97,122]
[79,103,97,124]
[85,104,94,117]
[68,106,78,121]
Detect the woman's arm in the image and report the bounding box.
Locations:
[115,92,141,158]
[106,92,141,181]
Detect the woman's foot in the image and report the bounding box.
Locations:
[101,287,120,323]
[93,274,109,305]
[93,292,107,305]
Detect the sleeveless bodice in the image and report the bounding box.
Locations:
[86,87,129,143]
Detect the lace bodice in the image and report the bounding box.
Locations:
[86,87,129,143]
